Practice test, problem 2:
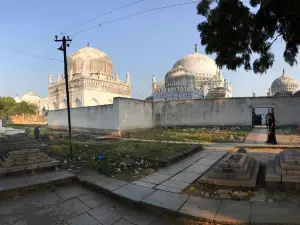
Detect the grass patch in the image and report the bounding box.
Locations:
[47,139,198,180]
[122,128,250,143]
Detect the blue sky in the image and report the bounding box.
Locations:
[0,0,299,99]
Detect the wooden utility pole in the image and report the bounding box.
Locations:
[55,35,73,158]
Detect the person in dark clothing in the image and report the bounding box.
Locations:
[259,114,262,125]
[265,113,270,129]
[266,113,277,145]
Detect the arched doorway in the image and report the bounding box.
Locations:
[75,98,82,108]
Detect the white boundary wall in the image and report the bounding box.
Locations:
[48,96,300,132]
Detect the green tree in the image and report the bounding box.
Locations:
[197,0,300,74]
[0,97,16,119]
[9,101,38,116]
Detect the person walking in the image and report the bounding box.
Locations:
[265,113,277,145]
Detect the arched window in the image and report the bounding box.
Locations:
[75,98,82,107]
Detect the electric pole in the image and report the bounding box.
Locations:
[55,35,73,158]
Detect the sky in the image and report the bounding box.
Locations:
[0,0,299,100]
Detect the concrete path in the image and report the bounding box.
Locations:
[245,127,300,145]
[132,147,229,193]
[0,183,182,225]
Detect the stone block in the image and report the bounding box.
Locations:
[250,202,300,224]
[132,180,156,188]
[113,184,155,202]
[218,153,248,169]
[140,172,171,185]
[184,164,210,174]
[214,200,251,224]
[123,209,156,225]
[170,171,200,183]
[142,190,188,212]
[179,196,220,221]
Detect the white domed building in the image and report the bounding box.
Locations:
[150,44,232,101]
[48,44,131,110]
[267,69,298,96]
[14,91,48,115]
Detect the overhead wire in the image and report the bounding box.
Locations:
[0,45,63,63]
[63,0,144,34]
[71,1,199,36]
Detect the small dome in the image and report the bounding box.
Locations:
[172,52,219,79]
[68,45,113,77]
[20,91,40,104]
[145,96,153,101]
[164,65,195,92]
[271,70,298,94]
[206,87,227,99]
[14,96,21,103]
[294,90,300,97]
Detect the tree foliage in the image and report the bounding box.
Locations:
[0,97,38,119]
[197,0,300,74]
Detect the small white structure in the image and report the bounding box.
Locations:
[14,91,47,115]
[149,44,232,101]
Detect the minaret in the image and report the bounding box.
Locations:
[48,74,53,85]
[126,73,130,84]
[57,73,61,83]
[152,75,156,83]
[282,68,285,77]
[115,72,119,81]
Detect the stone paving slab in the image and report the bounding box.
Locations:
[47,198,90,223]
[87,201,129,225]
[77,192,111,208]
[154,185,181,193]
[0,170,75,192]
[250,202,300,224]
[184,164,210,174]
[158,179,190,190]
[214,200,251,224]
[113,183,155,202]
[131,180,157,188]
[170,171,200,183]
[67,213,101,225]
[179,196,221,222]
[140,172,172,185]
[93,177,128,191]
[55,183,91,200]
[142,190,188,212]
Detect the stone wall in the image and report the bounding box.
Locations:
[48,96,300,133]
[10,115,47,125]
[48,98,153,133]
[153,96,300,127]
[117,98,153,130]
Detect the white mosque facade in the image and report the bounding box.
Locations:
[148,44,233,101]
[48,44,131,111]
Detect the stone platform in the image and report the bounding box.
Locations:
[266,149,300,191]
[0,134,59,175]
[199,153,260,188]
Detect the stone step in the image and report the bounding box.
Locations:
[218,153,249,169]
[213,157,255,175]
[0,170,76,196]
[0,159,60,175]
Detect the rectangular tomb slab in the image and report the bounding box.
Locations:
[199,153,260,188]
[280,149,300,165]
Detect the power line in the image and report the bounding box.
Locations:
[0,45,63,62]
[72,1,199,36]
[63,0,143,34]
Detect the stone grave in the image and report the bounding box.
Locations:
[266,149,300,191]
[0,133,59,175]
[199,153,260,188]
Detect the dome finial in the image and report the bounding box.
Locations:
[195,44,198,53]
[87,42,90,47]
[282,68,285,76]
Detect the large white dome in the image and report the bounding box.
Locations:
[271,70,298,94]
[68,44,113,77]
[172,52,219,79]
